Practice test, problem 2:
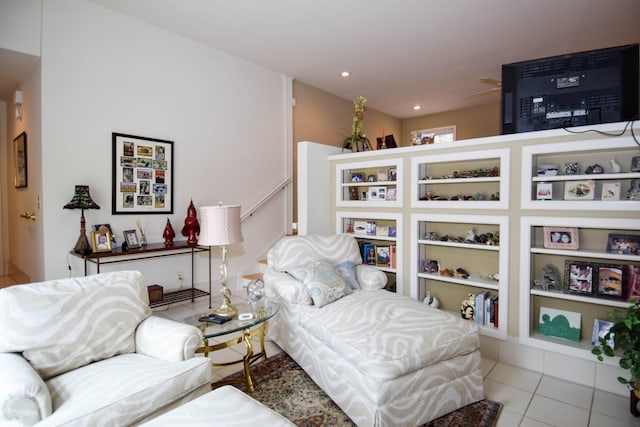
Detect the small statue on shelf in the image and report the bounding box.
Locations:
[163,218,175,247]
[181,199,200,245]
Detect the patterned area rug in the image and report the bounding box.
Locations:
[220,352,502,427]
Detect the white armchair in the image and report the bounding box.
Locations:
[0,271,212,426]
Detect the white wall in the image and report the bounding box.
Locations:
[38,0,289,289]
[0,0,41,56]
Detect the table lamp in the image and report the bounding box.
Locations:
[64,185,100,255]
[198,203,243,317]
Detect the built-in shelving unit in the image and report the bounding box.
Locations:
[411,148,510,210]
[411,214,509,340]
[519,216,640,359]
[521,137,640,210]
[336,158,403,208]
[336,211,402,294]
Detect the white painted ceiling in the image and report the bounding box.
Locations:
[4,0,640,118]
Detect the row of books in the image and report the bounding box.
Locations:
[357,241,397,268]
[470,291,499,328]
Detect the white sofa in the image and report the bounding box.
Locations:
[264,235,484,427]
[0,271,212,426]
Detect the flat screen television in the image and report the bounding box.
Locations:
[501,44,639,134]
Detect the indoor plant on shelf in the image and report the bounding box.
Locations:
[342,95,372,152]
[592,298,640,417]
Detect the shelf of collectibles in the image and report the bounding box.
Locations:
[521,136,640,211]
[410,148,510,210]
[336,158,403,208]
[336,211,402,294]
[519,216,640,359]
[410,214,509,340]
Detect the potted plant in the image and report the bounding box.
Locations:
[591,298,640,417]
[342,96,372,152]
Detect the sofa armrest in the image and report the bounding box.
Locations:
[135,316,203,361]
[355,264,388,290]
[0,352,52,426]
[264,268,312,305]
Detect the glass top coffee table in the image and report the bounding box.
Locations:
[187,301,279,393]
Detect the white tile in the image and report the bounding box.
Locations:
[536,376,593,409]
[499,338,544,373]
[595,362,630,396]
[591,389,640,424]
[495,408,523,427]
[480,357,497,378]
[520,417,554,427]
[487,362,542,392]
[589,411,640,427]
[544,350,596,388]
[525,395,590,427]
[483,378,534,415]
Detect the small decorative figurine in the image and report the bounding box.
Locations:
[610,158,621,173]
[163,218,175,247]
[627,179,640,200]
[632,156,640,172]
[181,199,200,245]
[461,294,475,320]
[585,164,604,174]
[563,162,579,175]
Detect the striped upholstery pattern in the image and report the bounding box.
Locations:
[0,271,151,379]
[265,235,484,426]
[0,271,212,426]
[140,386,295,426]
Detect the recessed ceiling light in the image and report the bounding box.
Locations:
[413,105,421,110]
[340,71,351,77]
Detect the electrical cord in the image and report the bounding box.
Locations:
[562,118,639,146]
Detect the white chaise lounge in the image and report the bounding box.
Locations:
[264,234,484,427]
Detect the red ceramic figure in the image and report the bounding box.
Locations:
[163,218,175,247]
[181,199,200,245]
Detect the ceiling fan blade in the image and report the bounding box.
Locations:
[479,77,501,87]
[464,87,500,99]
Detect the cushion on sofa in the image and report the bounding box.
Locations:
[0,271,151,380]
[295,289,480,380]
[355,264,387,290]
[288,260,352,307]
[42,353,211,426]
[336,260,359,289]
[268,235,362,272]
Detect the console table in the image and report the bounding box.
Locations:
[71,241,211,308]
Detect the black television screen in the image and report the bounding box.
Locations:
[501,44,639,134]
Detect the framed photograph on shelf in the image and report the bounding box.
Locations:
[123,229,141,249]
[592,319,615,348]
[377,169,388,182]
[94,224,117,245]
[536,182,552,200]
[385,188,397,201]
[112,133,173,214]
[564,261,594,295]
[601,182,621,201]
[543,226,579,249]
[350,172,364,182]
[564,180,595,200]
[375,246,390,267]
[388,168,397,181]
[606,233,640,255]
[594,263,625,299]
[626,265,640,301]
[349,186,359,200]
[363,243,376,265]
[13,132,27,188]
[421,259,440,273]
[91,230,113,253]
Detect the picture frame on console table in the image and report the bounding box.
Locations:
[112,133,173,214]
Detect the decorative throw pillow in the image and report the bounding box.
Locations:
[290,260,351,307]
[335,260,359,289]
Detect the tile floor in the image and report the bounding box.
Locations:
[155,297,640,427]
[2,275,638,426]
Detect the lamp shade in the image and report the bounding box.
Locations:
[63,185,100,210]
[198,205,243,246]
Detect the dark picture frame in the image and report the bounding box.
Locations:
[123,229,141,249]
[13,132,27,188]
[594,263,625,299]
[112,133,173,214]
[564,260,594,295]
[350,172,364,182]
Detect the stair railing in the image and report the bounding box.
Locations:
[240,176,293,222]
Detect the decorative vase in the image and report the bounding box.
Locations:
[163,218,175,247]
[181,199,200,245]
